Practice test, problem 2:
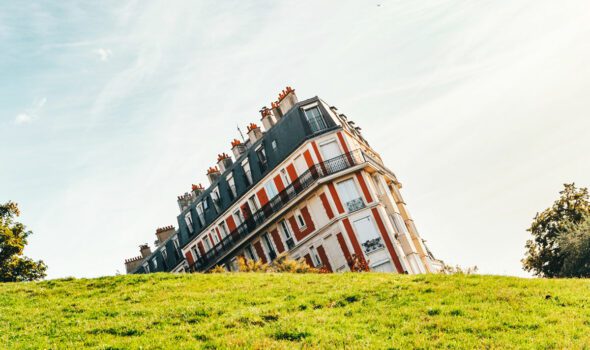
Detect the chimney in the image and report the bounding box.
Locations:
[277,86,298,116]
[139,243,152,258]
[124,256,144,274]
[191,183,204,197]
[207,166,221,184]
[231,139,247,159]
[260,106,276,131]
[271,101,282,121]
[247,123,263,144]
[217,153,233,172]
[155,225,175,244]
[177,192,194,211]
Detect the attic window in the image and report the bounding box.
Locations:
[271,140,278,151]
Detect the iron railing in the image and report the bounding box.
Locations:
[188,149,367,271]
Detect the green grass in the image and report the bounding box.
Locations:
[1,273,590,349]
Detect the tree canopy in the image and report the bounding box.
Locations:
[0,201,47,282]
[523,183,590,277]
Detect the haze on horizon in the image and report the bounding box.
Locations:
[1,1,589,279]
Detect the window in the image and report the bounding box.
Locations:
[196,203,205,226]
[203,198,209,210]
[256,146,268,172]
[161,247,168,260]
[262,232,276,260]
[304,106,327,133]
[309,246,321,267]
[337,178,365,212]
[353,216,384,254]
[191,245,200,260]
[280,168,291,186]
[211,186,221,210]
[244,244,256,261]
[211,230,220,244]
[242,159,253,186]
[271,140,278,151]
[247,195,259,212]
[219,222,229,237]
[233,209,244,226]
[143,262,150,273]
[173,237,181,259]
[319,139,341,160]
[296,211,306,228]
[227,174,237,199]
[264,180,279,199]
[203,236,212,251]
[152,258,158,270]
[184,212,194,233]
[279,220,295,249]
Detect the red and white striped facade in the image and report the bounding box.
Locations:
[177,99,443,274]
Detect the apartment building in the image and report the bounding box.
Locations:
[125,87,443,274]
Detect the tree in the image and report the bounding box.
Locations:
[557,216,590,277]
[522,183,590,277]
[0,201,47,282]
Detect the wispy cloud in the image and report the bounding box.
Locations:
[14,97,47,125]
[94,48,113,61]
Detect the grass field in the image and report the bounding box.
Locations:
[1,273,590,349]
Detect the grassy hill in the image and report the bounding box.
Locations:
[1,273,589,349]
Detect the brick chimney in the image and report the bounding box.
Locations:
[124,256,144,274]
[192,183,204,197]
[231,139,246,159]
[139,243,152,258]
[247,123,263,143]
[207,166,221,184]
[155,225,175,244]
[217,153,233,172]
[260,106,276,131]
[277,86,298,116]
[271,101,282,120]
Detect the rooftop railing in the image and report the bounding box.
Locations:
[188,149,367,272]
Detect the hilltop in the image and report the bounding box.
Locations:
[1,273,589,349]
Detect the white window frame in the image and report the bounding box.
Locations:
[184,212,194,233]
[337,178,364,213]
[264,180,279,199]
[152,258,158,270]
[196,202,205,226]
[203,236,212,251]
[309,246,321,267]
[227,174,237,198]
[143,262,150,273]
[219,222,229,237]
[303,105,327,133]
[242,159,253,186]
[161,247,168,260]
[296,210,306,229]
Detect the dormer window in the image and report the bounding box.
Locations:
[211,186,221,211]
[303,106,327,133]
[256,145,267,172]
[196,202,205,226]
[161,247,168,260]
[227,174,237,199]
[143,262,150,273]
[184,212,194,233]
[152,258,158,270]
[242,159,253,186]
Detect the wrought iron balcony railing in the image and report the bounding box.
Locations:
[345,197,365,212]
[188,149,367,272]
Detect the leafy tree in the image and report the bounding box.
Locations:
[0,201,47,282]
[523,184,590,277]
[557,216,590,277]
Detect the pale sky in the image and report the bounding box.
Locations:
[1,1,589,279]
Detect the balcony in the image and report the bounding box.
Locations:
[345,197,365,212]
[188,149,368,272]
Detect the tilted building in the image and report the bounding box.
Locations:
[125,87,443,274]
